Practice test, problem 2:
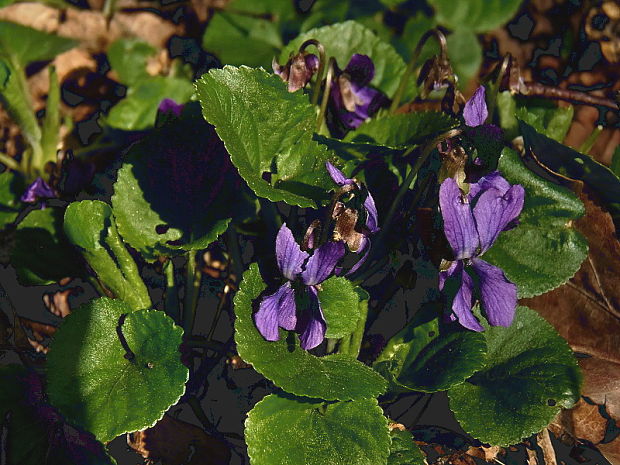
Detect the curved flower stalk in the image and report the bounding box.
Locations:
[439,172,525,331]
[326,161,379,275]
[254,224,345,350]
[328,54,388,135]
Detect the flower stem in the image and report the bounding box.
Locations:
[579,125,603,154]
[348,298,368,358]
[105,223,152,310]
[164,259,180,324]
[183,250,201,335]
[186,396,217,433]
[338,335,351,355]
[374,146,420,242]
[390,29,448,114]
[0,152,21,172]
[299,39,326,106]
[316,57,336,132]
[486,54,511,122]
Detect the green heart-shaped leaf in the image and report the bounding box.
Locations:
[234,264,386,400]
[47,298,189,443]
[0,58,41,147]
[0,169,24,229]
[112,105,243,260]
[106,76,194,131]
[448,305,581,446]
[245,393,390,465]
[196,66,334,207]
[483,147,588,297]
[319,275,361,338]
[64,200,151,310]
[519,120,620,231]
[374,307,486,393]
[428,0,524,33]
[344,111,459,148]
[107,39,156,87]
[0,20,76,70]
[202,0,296,68]
[11,206,83,285]
[388,429,426,465]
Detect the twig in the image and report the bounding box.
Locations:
[536,429,558,465]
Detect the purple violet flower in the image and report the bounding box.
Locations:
[158,98,184,117]
[463,85,488,127]
[254,223,345,350]
[438,172,525,331]
[21,177,55,204]
[273,52,320,93]
[326,161,379,274]
[329,54,388,133]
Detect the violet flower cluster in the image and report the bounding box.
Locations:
[254,224,345,350]
[439,172,524,331]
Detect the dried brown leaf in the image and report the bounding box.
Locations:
[466,446,502,462]
[522,189,620,464]
[43,287,80,318]
[127,414,230,465]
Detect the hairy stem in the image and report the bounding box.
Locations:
[164,259,180,324]
[183,251,201,335]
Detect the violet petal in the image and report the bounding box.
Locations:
[472,258,517,327]
[344,54,375,87]
[330,77,385,130]
[276,282,297,331]
[439,261,459,291]
[449,261,484,332]
[254,284,293,341]
[272,57,286,77]
[346,236,371,275]
[473,184,525,254]
[298,286,327,350]
[463,86,488,127]
[326,161,354,186]
[301,241,345,286]
[158,98,184,117]
[439,178,478,260]
[467,171,511,200]
[363,191,379,233]
[305,54,320,73]
[276,223,309,281]
[21,177,55,203]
